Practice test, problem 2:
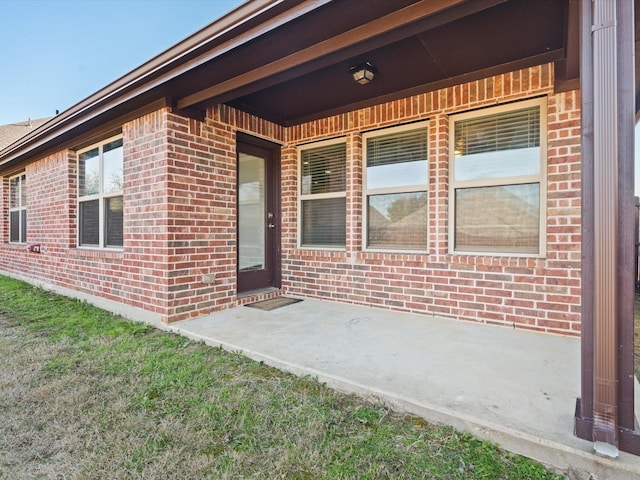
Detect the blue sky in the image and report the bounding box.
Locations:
[0,0,245,125]
[1,0,638,193]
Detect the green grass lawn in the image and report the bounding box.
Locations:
[0,276,563,479]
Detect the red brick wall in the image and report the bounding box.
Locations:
[120,108,171,317]
[0,106,286,323]
[0,64,581,332]
[281,64,581,335]
[0,149,131,306]
[0,177,6,245]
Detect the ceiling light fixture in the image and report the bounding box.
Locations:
[350,62,376,85]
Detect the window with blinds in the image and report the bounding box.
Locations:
[454,106,540,156]
[450,99,546,255]
[454,106,540,182]
[299,140,346,248]
[364,122,428,251]
[9,173,27,243]
[78,135,124,248]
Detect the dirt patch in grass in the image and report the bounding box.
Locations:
[0,276,563,480]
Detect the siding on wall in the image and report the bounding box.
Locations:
[0,64,581,332]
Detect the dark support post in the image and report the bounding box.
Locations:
[575,0,595,446]
[617,0,637,437]
[574,0,640,456]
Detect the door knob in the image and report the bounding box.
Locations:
[268,223,275,229]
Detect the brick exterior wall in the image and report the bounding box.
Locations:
[0,149,131,304]
[0,63,581,333]
[282,64,581,335]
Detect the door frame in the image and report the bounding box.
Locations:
[236,132,281,294]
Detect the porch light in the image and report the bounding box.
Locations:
[350,62,376,85]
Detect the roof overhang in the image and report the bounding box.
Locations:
[0,0,303,170]
[1,0,630,172]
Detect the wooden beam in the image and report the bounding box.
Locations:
[554,0,580,91]
[176,0,506,110]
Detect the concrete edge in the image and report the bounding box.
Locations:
[3,269,635,479]
[172,325,640,480]
[0,269,163,325]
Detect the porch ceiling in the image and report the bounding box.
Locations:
[172,0,575,126]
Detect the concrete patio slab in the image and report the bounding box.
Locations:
[164,297,640,479]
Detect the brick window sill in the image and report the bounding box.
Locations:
[73,248,124,260]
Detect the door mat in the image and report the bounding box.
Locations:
[245,297,303,311]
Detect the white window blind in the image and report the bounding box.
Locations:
[451,100,545,255]
[366,128,428,190]
[300,142,346,248]
[454,106,540,156]
[78,136,124,248]
[364,123,428,251]
[9,174,27,243]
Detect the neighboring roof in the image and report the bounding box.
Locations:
[2,0,628,173]
[0,117,53,150]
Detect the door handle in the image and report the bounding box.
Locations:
[268,223,276,229]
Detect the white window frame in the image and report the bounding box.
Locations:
[362,121,429,253]
[77,134,124,249]
[448,97,547,257]
[297,137,347,250]
[8,173,27,244]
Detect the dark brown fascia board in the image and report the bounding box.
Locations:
[0,98,172,176]
[636,42,640,115]
[177,0,505,110]
[70,98,173,151]
[564,0,580,78]
[283,51,565,126]
[0,0,329,169]
[554,0,580,92]
[553,66,580,93]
